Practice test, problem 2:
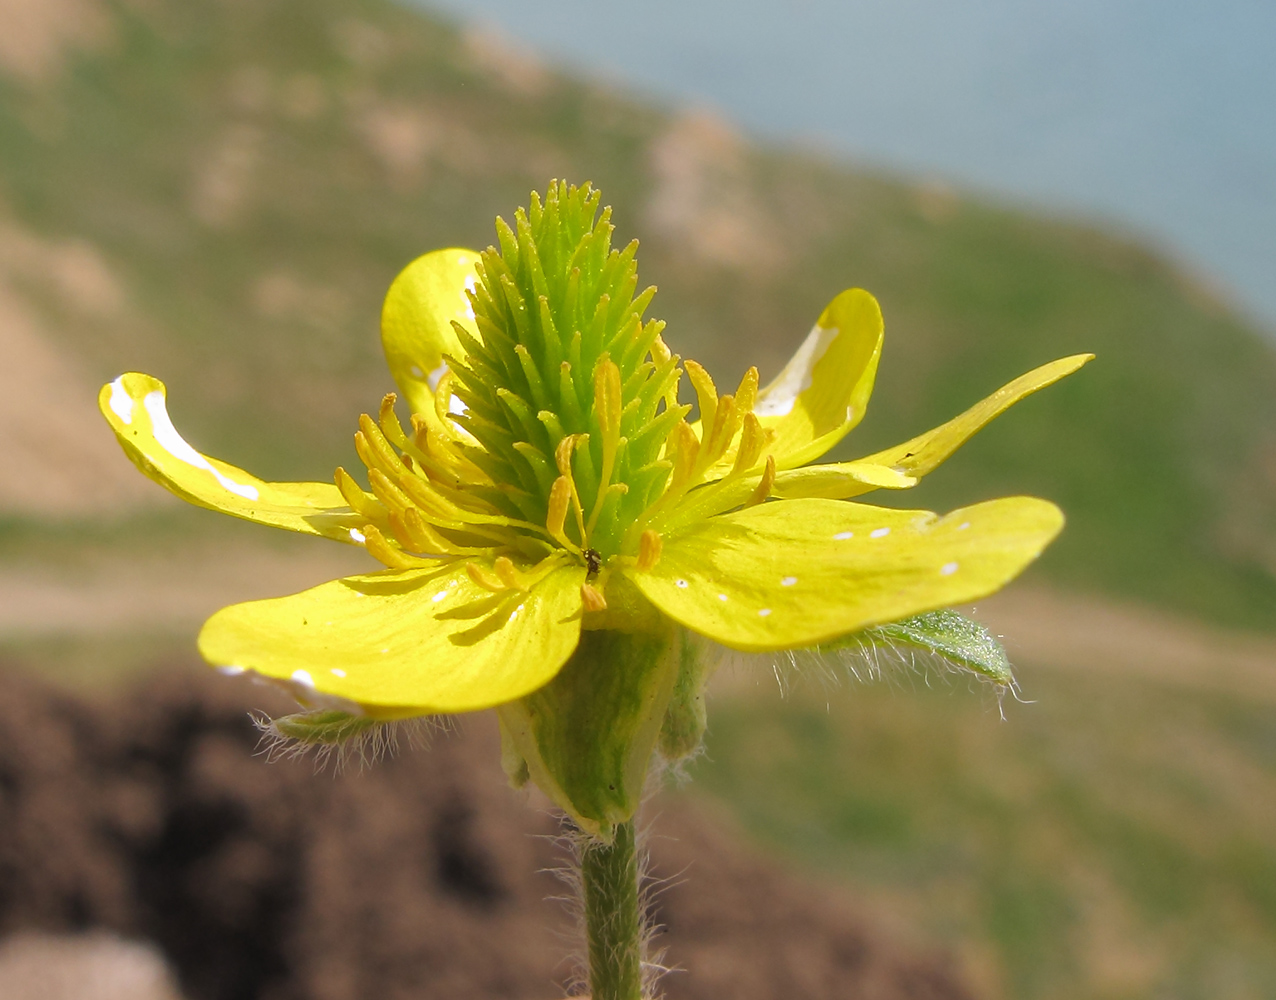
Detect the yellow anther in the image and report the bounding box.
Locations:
[494,556,524,591]
[466,561,507,593]
[592,355,623,510]
[546,475,571,539]
[364,524,426,569]
[731,412,765,474]
[684,359,718,432]
[366,467,415,516]
[705,393,737,460]
[334,466,383,520]
[579,582,608,612]
[594,355,622,442]
[636,530,663,571]
[667,420,701,489]
[734,366,759,416]
[434,369,458,429]
[378,393,399,432]
[551,435,588,545]
[555,433,586,477]
[745,454,776,507]
[386,510,420,550]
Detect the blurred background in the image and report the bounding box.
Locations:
[0,0,1273,998]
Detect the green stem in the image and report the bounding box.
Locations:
[580,819,644,1000]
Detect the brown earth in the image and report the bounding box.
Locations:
[0,665,975,1000]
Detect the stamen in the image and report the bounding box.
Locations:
[593,355,622,495]
[386,510,422,550]
[377,393,402,434]
[366,467,415,517]
[704,393,737,462]
[734,366,760,416]
[334,467,384,521]
[466,562,507,593]
[745,455,776,507]
[554,434,589,545]
[732,412,765,474]
[399,508,487,557]
[666,421,701,491]
[494,556,524,591]
[684,360,718,434]
[636,530,663,571]
[364,524,429,569]
[580,582,608,612]
[545,476,578,551]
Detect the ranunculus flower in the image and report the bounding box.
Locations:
[100,182,1088,833]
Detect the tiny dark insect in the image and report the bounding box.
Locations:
[584,548,602,577]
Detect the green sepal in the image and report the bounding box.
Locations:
[857,609,1013,685]
[657,629,717,762]
[497,626,680,836]
[270,709,377,745]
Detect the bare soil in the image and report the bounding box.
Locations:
[0,665,975,1000]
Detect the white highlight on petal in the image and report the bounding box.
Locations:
[142,392,260,501]
[781,576,797,586]
[718,593,729,602]
[675,579,689,589]
[957,522,971,531]
[349,528,366,544]
[216,664,246,676]
[410,365,424,378]
[108,376,134,424]
[940,562,959,576]
[758,608,773,617]
[870,527,891,538]
[291,669,316,688]
[427,363,448,391]
[432,590,448,603]
[330,668,347,678]
[834,530,854,540]
[754,323,838,417]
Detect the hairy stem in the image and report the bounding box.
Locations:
[580,819,644,1000]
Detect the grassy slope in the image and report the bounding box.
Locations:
[692,672,1276,1000]
[0,0,1274,628]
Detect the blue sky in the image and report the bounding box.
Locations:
[418,0,1276,337]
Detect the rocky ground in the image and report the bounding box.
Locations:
[0,665,974,1000]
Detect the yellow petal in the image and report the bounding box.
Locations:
[770,460,917,500]
[199,560,586,715]
[857,354,1093,479]
[380,248,483,417]
[752,287,883,469]
[629,496,1062,652]
[99,373,360,541]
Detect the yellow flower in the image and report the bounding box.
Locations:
[100,183,1089,832]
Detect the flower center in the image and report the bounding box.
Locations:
[336,182,777,573]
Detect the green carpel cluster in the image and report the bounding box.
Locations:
[448,182,686,559]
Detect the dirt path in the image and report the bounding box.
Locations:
[969,586,1276,699]
[0,542,366,637]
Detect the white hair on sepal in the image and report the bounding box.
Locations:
[708,625,1019,717]
[251,709,448,774]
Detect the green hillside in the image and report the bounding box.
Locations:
[2,0,1274,632]
[694,668,1276,1000]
